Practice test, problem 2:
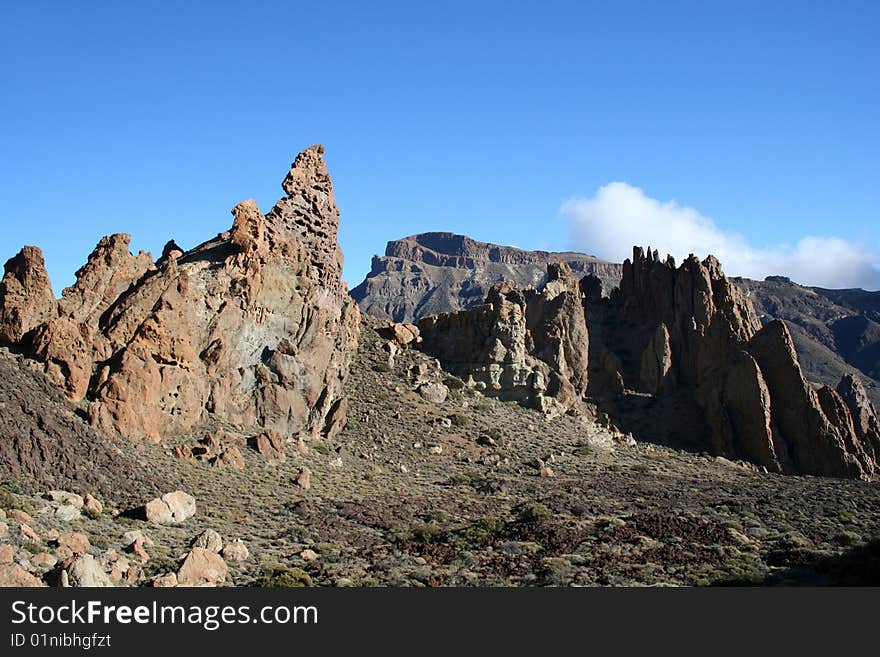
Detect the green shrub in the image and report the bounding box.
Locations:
[257,565,313,588]
[516,502,552,524]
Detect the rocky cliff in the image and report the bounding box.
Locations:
[414,246,880,479]
[734,276,880,407]
[0,145,360,443]
[351,232,622,322]
[418,263,589,415]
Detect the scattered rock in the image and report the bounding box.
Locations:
[20,523,39,542]
[300,549,319,561]
[84,494,103,514]
[31,552,58,569]
[253,430,286,464]
[0,562,43,587]
[6,509,30,522]
[144,491,196,525]
[122,530,154,548]
[45,490,84,508]
[54,532,90,560]
[152,572,178,587]
[67,554,114,587]
[177,548,228,587]
[53,505,81,522]
[0,544,13,563]
[214,446,246,470]
[377,323,422,346]
[222,539,249,562]
[192,529,223,553]
[418,382,449,404]
[295,467,312,491]
[126,539,150,564]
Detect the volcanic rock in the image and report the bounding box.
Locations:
[0,562,43,587]
[67,554,114,587]
[177,547,227,587]
[0,145,359,446]
[192,529,223,553]
[252,430,286,464]
[144,491,196,525]
[0,246,57,346]
[418,262,589,414]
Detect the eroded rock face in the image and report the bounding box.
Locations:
[586,246,878,478]
[416,243,878,478]
[749,321,870,478]
[837,374,880,464]
[0,246,57,346]
[418,263,589,414]
[0,145,359,445]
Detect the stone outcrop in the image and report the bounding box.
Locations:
[0,145,360,444]
[418,263,589,415]
[584,246,879,479]
[0,246,57,346]
[415,244,880,478]
[733,276,880,408]
[836,374,880,464]
[352,232,622,323]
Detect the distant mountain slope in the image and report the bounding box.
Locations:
[350,232,622,322]
[734,276,880,406]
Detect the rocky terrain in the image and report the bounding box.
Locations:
[416,248,880,479]
[2,318,880,587]
[353,236,880,409]
[2,145,880,587]
[351,232,622,323]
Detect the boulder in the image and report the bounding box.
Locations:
[177,548,228,587]
[377,323,421,346]
[54,532,90,559]
[222,539,249,562]
[214,446,245,470]
[253,430,286,464]
[0,562,43,587]
[144,491,196,525]
[295,466,312,491]
[192,529,223,553]
[418,382,449,404]
[67,554,114,587]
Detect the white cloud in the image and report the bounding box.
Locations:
[561,182,880,290]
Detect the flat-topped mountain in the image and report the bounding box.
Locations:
[350,232,622,322]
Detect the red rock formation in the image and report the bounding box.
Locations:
[29,234,153,398]
[0,246,58,346]
[0,145,359,444]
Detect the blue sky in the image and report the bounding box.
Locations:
[1,1,878,291]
